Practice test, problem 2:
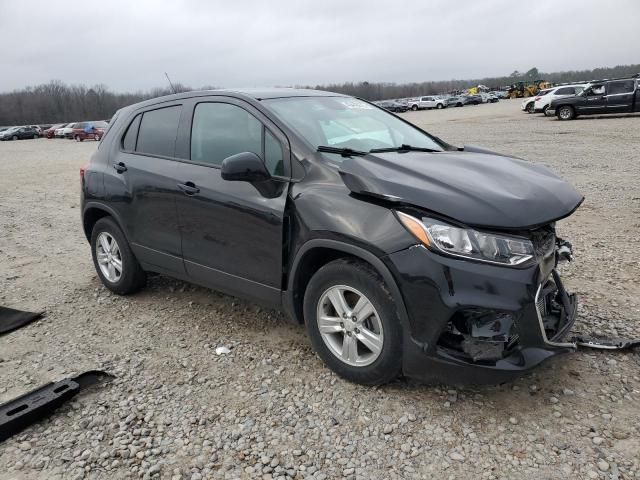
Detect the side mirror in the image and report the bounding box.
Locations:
[221,151,271,182]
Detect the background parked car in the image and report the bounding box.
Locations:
[72,121,109,141]
[55,123,77,138]
[480,93,499,103]
[548,77,640,120]
[44,123,67,138]
[0,126,40,141]
[464,94,483,105]
[534,84,587,115]
[407,96,447,110]
[446,96,466,107]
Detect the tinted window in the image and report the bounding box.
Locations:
[554,87,574,95]
[136,106,182,157]
[191,103,262,166]
[608,80,635,95]
[264,129,284,176]
[122,114,141,151]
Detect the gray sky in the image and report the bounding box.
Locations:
[1,0,638,92]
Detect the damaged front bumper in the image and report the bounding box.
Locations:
[383,238,578,384]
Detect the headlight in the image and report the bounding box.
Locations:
[397,212,535,266]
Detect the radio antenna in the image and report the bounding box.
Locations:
[164,72,177,94]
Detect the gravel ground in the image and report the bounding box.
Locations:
[0,101,639,480]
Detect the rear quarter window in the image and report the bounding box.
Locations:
[135,106,182,157]
[122,114,142,151]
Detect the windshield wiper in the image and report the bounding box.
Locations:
[317,145,367,157]
[369,144,440,154]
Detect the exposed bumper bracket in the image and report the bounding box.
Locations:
[0,370,113,443]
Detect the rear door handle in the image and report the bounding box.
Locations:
[113,162,127,173]
[178,182,200,195]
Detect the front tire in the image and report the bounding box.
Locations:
[91,217,146,295]
[557,105,575,121]
[526,102,535,113]
[303,259,402,385]
[436,103,443,109]
[411,105,418,111]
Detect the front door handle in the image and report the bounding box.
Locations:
[113,162,127,173]
[178,182,200,195]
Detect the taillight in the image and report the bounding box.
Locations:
[80,164,88,181]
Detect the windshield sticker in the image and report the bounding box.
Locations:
[339,100,373,110]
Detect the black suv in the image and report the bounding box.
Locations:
[81,89,583,385]
[548,77,640,120]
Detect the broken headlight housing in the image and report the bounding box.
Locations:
[397,212,535,266]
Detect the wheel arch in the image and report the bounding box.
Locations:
[283,239,410,331]
[82,202,129,243]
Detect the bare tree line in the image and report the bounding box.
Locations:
[1,64,638,125]
[0,80,194,126]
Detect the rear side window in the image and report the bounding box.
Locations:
[122,114,141,151]
[608,80,635,95]
[554,87,575,95]
[136,106,182,157]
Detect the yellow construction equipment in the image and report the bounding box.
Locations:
[507,80,551,99]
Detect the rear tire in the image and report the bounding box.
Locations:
[557,105,575,121]
[12,135,18,141]
[303,259,402,385]
[90,217,146,295]
[411,105,418,111]
[542,105,550,116]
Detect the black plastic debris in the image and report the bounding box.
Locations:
[0,306,43,336]
[0,370,113,442]
[571,335,640,351]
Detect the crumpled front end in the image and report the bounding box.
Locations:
[384,225,578,384]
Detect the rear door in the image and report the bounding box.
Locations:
[173,96,290,305]
[104,103,185,274]
[606,80,636,113]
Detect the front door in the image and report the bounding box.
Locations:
[580,84,608,114]
[606,80,636,113]
[174,98,290,305]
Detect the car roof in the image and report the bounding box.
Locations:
[117,88,349,115]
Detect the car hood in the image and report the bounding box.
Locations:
[338,151,583,229]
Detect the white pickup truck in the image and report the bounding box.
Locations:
[407,96,447,110]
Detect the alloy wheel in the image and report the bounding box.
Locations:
[316,285,384,367]
[96,232,123,283]
[559,106,573,120]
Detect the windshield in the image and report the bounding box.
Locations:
[263,96,444,155]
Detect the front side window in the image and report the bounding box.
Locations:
[589,85,606,95]
[263,96,444,158]
[191,103,262,166]
[136,105,182,157]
